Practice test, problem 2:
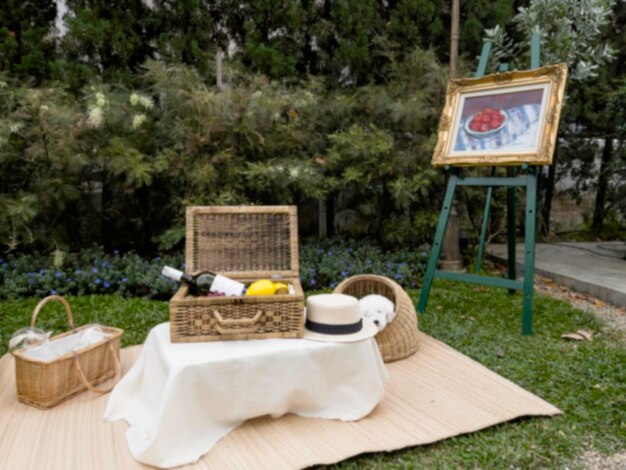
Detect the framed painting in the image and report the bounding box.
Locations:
[431,63,568,167]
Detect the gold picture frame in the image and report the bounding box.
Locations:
[431,63,568,167]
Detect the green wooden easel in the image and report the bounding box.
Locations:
[417,32,543,335]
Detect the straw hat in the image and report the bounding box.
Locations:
[304,294,378,343]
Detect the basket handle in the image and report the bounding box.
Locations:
[31,295,75,331]
[73,341,122,394]
[213,310,262,335]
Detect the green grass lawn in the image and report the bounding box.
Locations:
[1,281,624,468]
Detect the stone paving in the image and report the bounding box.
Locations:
[488,241,626,307]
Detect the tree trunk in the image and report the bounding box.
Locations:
[439,0,464,271]
[326,195,335,237]
[318,199,327,238]
[592,136,614,232]
[100,175,111,250]
[541,142,558,235]
[216,49,223,91]
[450,0,460,79]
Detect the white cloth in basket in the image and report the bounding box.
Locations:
[22,326,110,361]
[104,322,388,468]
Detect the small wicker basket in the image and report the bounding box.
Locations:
[12,295,123,409]
[333,275,419,362]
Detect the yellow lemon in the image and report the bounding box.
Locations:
[246,279,277,296]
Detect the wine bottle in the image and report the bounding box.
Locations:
[161,266,246,296]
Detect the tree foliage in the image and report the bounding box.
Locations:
[0,1,57,82]
[1,0,624,254]
[0,48,446,253]
[56,0,155,87]
[485,0,615,80]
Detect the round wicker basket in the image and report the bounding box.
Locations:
[333,274,419,363]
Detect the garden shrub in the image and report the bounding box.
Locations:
[0,50,445,255]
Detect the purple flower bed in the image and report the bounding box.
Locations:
[0,240,429,299]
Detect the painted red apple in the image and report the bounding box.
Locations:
[465,107,507,136]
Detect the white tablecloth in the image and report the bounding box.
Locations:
[104,323,388,468]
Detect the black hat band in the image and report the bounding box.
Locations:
[305,319,363,335]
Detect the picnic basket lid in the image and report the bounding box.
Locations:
[185,205,299,279]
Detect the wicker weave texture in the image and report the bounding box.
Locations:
[12,296,123,409]
[173,206,304,342]
[334,275,419,362]
[170,281,305,342]
[186,206,299,278]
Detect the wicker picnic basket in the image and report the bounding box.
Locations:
[333,274,419,362]
[12,295,123,409]
[169,205,305,342]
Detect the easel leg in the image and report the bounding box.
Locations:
[476,187,493,272]
[507,168,517,294]
[417,176,458,312]
[522,173,538,335]
[476,168,497,272]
